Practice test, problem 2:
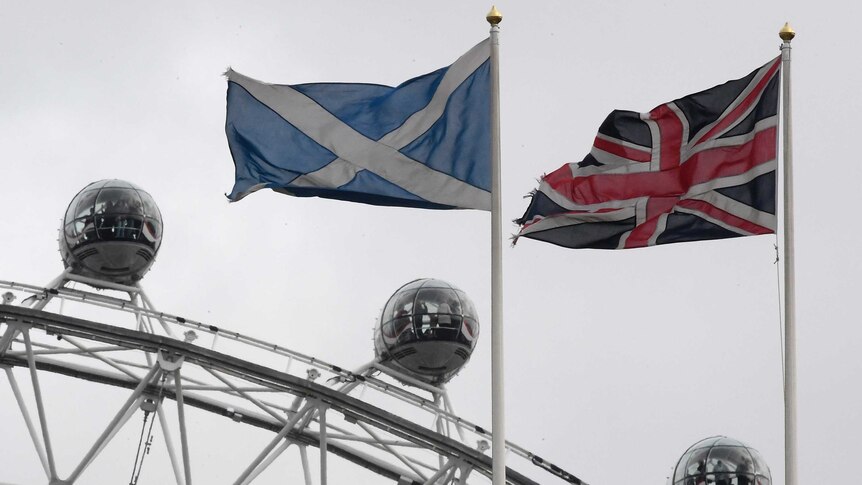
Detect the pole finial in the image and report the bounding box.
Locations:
[779,22,796,42]
[486,5,502,25]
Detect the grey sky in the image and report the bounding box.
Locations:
[1,1,857,484]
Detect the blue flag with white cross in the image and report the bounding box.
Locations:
[225,39,491,211]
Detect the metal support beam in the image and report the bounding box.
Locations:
[0,325,18,356]
[3,366,50,476]
[319,402,328,485]
[433,393,446,470]
[175,367,193,485]
[0,305,551,485]
[371,363,444,395]
[441,391,467,443]
[245,438,294,484]
[93,395,146,461]
[243,402,318,484]
[6,344,128,357]
[233,402,315,485]
[62,335,140,380]
[65,272,138,294]
[299,445,313,485]
[445,465,459,484]
[206,368,286,425]
[130,293,148,333]
[455,462,473,484]
[1,271,68,356]
[319,433,418,447]
[423,459,455,485]
[356,421,428,482]
[337,361,374,394]
[23,329,58,481]
[248,403,323,485]
[30,270,70,312]
[67,364,161,482]
[157,404,185,485]
[137,287,176,337]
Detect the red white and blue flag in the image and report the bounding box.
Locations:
[516,58,781,249]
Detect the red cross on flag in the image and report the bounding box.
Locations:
[516,57,781,249]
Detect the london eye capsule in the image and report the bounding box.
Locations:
[59,180,163,286]
[373,278,479,385]
[669,436,772,485]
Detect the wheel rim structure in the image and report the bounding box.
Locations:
[0,278,586,485]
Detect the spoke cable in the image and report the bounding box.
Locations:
[129,373,167,484]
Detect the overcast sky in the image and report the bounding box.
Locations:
[1,1,859,484]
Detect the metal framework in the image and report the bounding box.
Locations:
[0,276,585,485]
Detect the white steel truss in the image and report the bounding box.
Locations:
[0,277,585,485]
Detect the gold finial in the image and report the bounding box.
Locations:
[486,5,502,25]
[779,22,796,42]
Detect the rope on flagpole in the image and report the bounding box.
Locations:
[773,247,785,383]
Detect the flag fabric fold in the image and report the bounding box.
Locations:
[225,39,491,211]
[516,57,781,249]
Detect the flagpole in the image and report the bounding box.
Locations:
[779,22,797,485]
[486,6,506,485]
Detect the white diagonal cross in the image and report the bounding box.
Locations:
[227,39,491,210]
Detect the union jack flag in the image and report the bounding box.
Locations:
[516,58,781,249]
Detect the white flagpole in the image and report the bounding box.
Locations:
[779,22,797,485]
[486,6,506,485]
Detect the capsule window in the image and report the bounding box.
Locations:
[746,448,769,477]
[142,219,161,246]
[139,191,160,219]
[96,216,113,239]
[386,290,416,323]
[674,451,692,483]
[416,289,456,314]
[94,189,115,214]
[94,216,142,241]
[456,290,478,320]
[415,313,432,335]
[706,447,740,473]
[76,218,96,243]
[461,318,479,341]
[117,217,142,240]
[64,200,77,225]
[397,317,414,335]
[382,316,414,342]
[95,189,144,215]
[398,279,428,292]
[64,223,77,247]
[685,448,709,478]
[73,190,98,220]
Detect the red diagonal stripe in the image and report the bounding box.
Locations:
[676,199,773,235]
[696,58,780,145]
[543,163,578,188]
[623,197,679,248]
[593,137,651,163]
[548,126,776,205]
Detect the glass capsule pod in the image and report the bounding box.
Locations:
[374,278,479,385]
[670,436,772,485]
[59,180,163,285]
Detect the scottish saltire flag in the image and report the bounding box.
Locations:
[225,40,491,210]
[515,57,781,249]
